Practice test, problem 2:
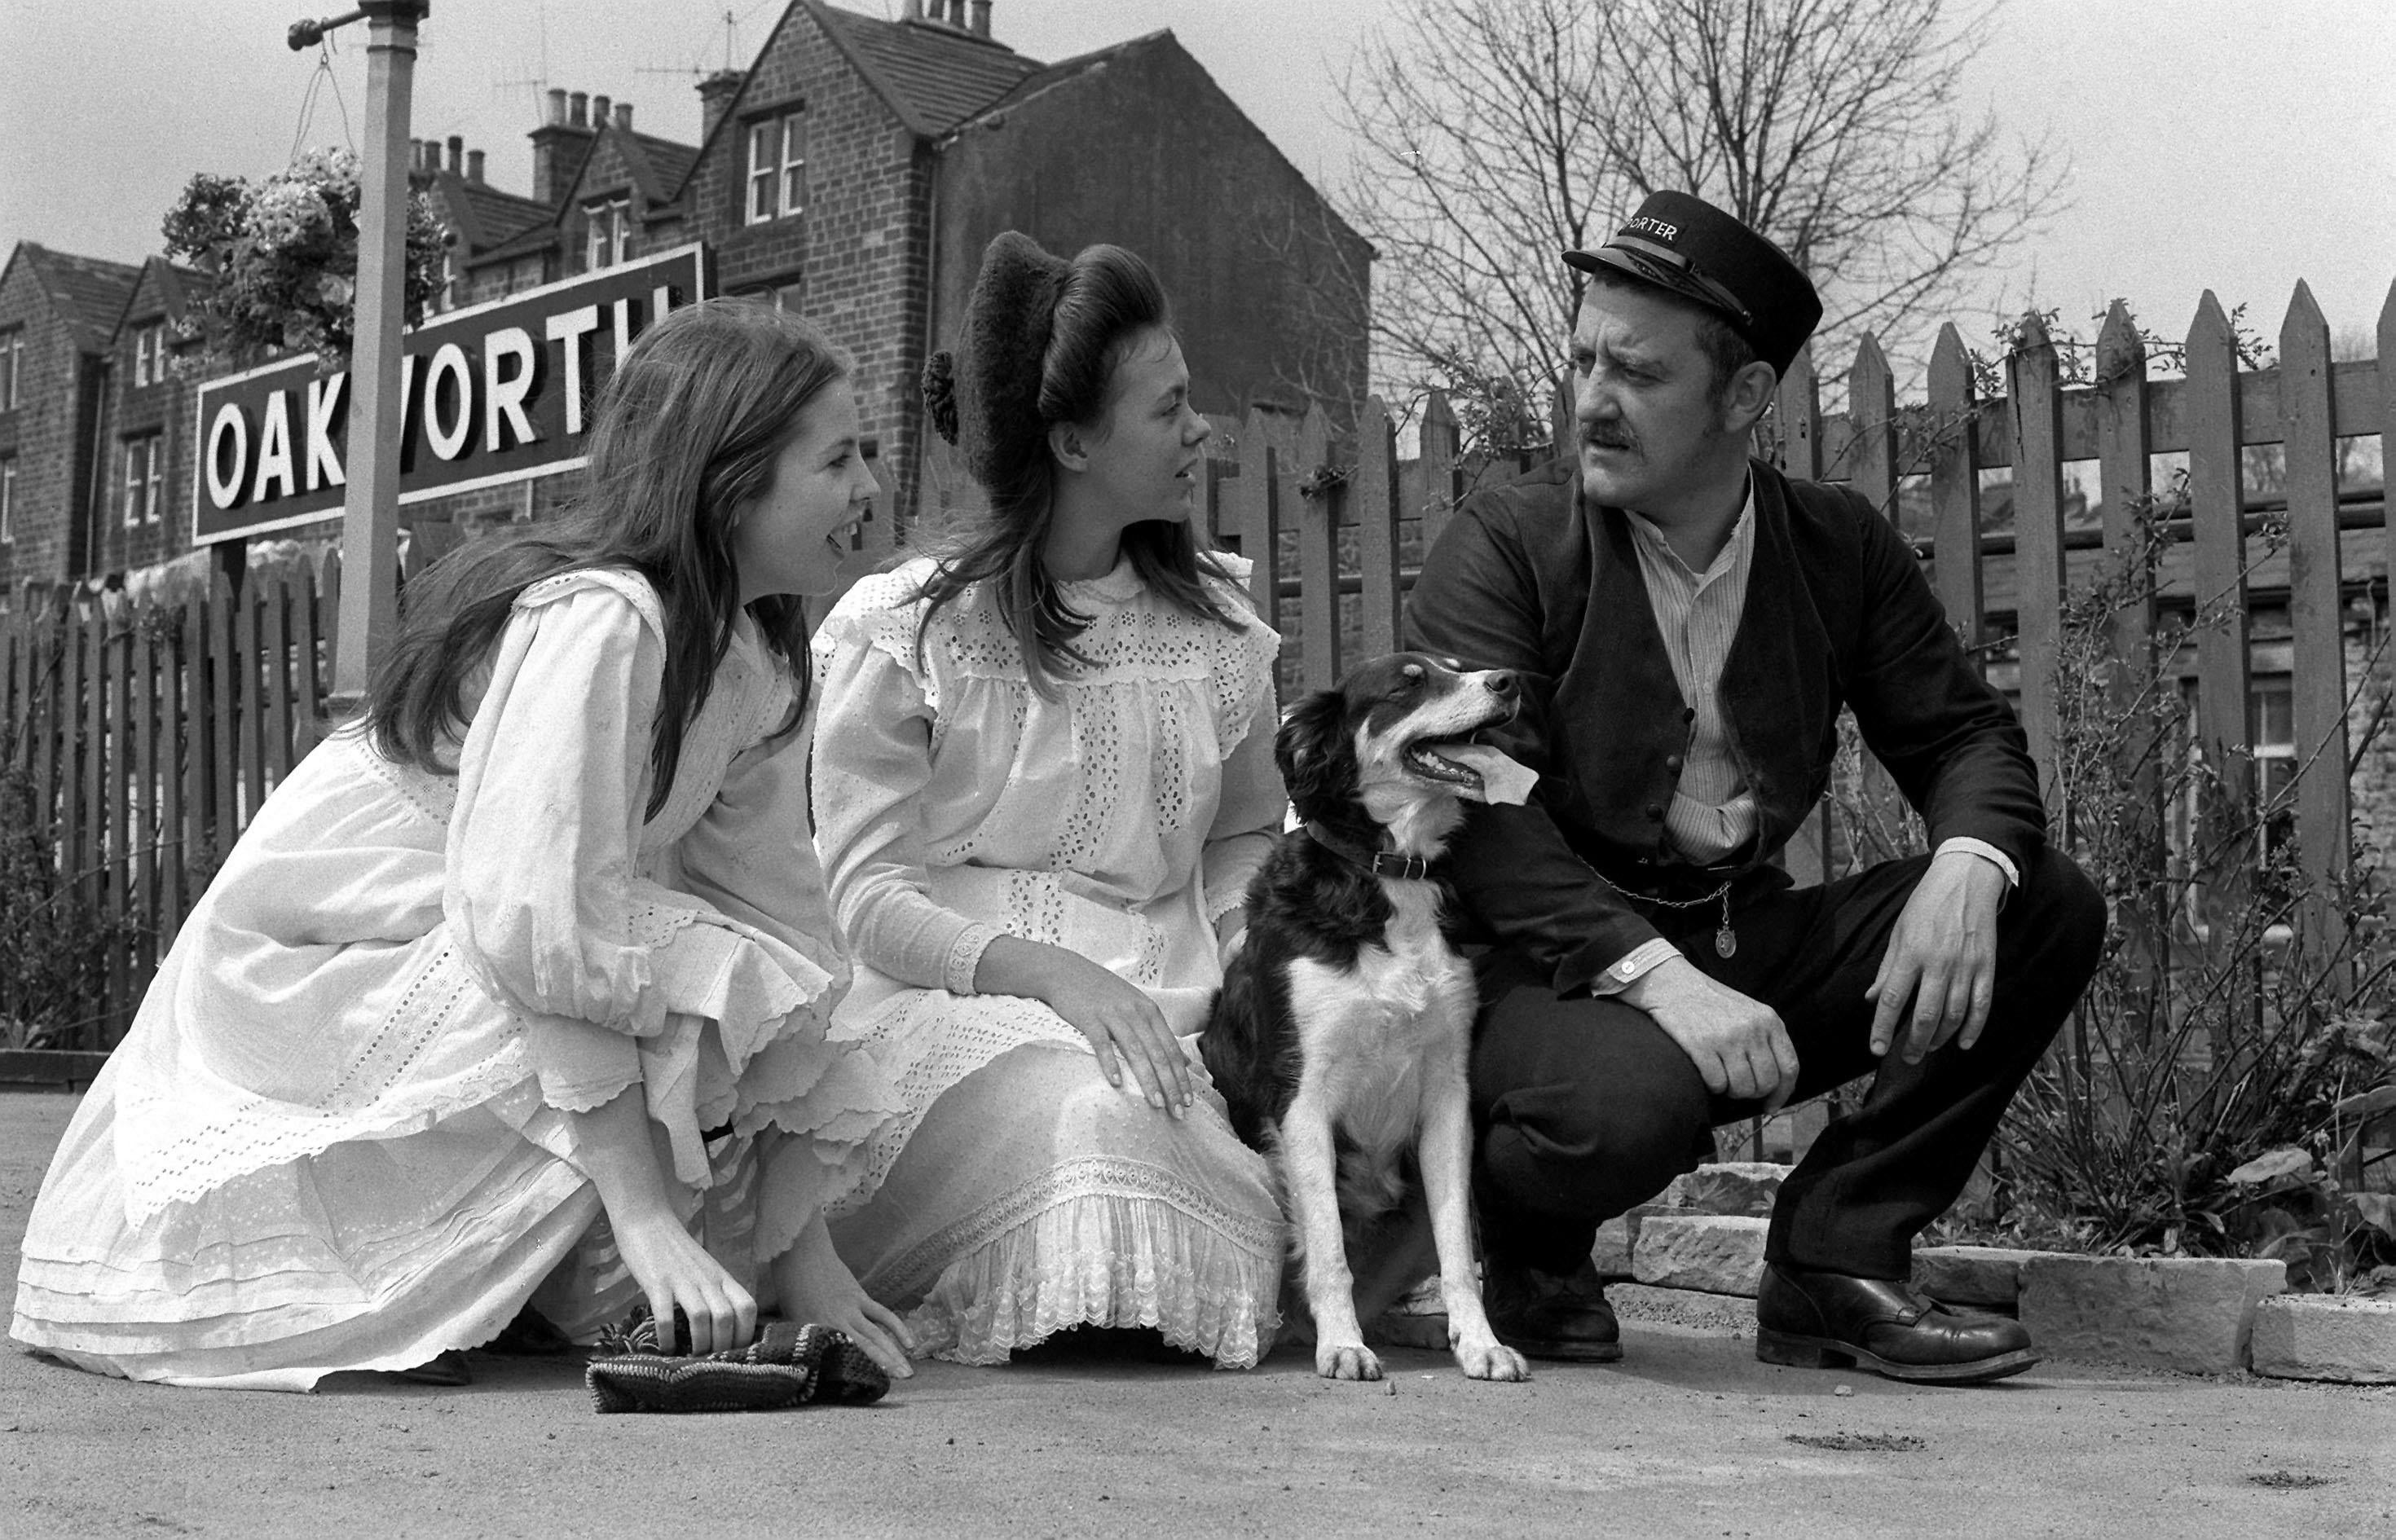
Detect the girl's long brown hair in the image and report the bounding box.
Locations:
[365,301,852,816]
[915,242,1244,695]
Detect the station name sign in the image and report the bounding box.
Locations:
[190,244,707,543]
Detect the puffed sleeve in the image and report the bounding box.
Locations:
[444,583,662,1109]
[810,601,997,994]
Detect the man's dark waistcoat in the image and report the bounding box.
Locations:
[1403,455,2046,997]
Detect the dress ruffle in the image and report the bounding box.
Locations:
[899,1157,1282,1369]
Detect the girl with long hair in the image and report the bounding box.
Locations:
[11,301,914,1388]
[811,232,1286,1366]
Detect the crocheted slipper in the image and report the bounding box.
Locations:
[585,1312,891,1415]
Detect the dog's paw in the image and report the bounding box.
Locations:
[1315,1341,1384,1381]
[1454,1336,1531,1383]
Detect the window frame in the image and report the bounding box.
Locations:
[122,433,163,528]
[2,328,21,411]
[131,320,166,388]
[0,455,16,543]
[584,196,632,271]
[744,108,807,225]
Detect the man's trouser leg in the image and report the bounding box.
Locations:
[1471,847,2106,1278]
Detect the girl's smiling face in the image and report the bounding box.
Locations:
[733,384,879,602]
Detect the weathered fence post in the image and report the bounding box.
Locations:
[1773,343,1830,887]
[2006,313,2068,816]
[2093,300,2168,1030]
[1417,389,1461,557]
[1232,408,1284,636]
[1926,324,1986,663]
[2187,291,2256,1051]
[1295,403,1338,691]
[1355,396,1403,660]
[2279,280,2350,970]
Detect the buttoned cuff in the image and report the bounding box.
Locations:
[942,922,999,997]
[1592,938,1684,996]
[1936,837,2019,887]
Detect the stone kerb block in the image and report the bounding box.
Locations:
[2250,1294,2396,1384]
[1671,1162,1789,1217]
[1589,1203,1670,1278]
[2018,1255,2286,1374]
[1913,1245,2051,1310]
[1633,1214,1770,1297]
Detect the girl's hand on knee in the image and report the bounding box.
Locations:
[976,939,1192,1117]
[611,1207,757,1357]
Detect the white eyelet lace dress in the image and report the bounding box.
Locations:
[812,553,1287,1367]
[8,570,899,1390]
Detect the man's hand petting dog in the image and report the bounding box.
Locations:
[1867,847,2007,1065]
[978,935,1191,1116]
[1621,958,1799,1112]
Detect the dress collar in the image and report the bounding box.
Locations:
[1055,554,1143,605]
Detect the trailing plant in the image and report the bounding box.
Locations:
[162,147,448,373]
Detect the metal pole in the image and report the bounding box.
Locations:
[328,1,429,713]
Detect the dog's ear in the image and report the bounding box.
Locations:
[1275,688,1351,816]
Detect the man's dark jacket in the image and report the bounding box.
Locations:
[1403,455,2046,997]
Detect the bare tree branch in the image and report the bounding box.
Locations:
[1339,0,2069,430]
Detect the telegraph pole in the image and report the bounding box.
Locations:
[290,1,429,712]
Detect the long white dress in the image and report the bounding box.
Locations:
[9,570,898,1391]
[812,552,1287,1367]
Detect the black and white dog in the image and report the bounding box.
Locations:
[1205,653,1531,1383]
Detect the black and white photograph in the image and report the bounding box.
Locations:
[1,2,2392,1533]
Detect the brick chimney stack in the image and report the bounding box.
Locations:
[532,88,601,207]
[970,0,992,37]
[467,148,486,183]
[698,69,743,140]
[447,135,464,174]
[614,101,633,132]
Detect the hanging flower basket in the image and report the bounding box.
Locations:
[162,148,449,375]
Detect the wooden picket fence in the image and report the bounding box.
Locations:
[2,280,2388,1087]
[2,555,341,1068]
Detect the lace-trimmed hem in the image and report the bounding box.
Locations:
[893,1159,1284,1370]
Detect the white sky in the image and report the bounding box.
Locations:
[3,0,2391,369]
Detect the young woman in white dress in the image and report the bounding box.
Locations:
[812,233,1287,1366]
[9,301,915,1389]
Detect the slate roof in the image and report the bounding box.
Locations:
[810,2,1042,137]
[14,244,143,352]
[953,32,1157,130]
[430,172,553,254]
[614,131,700,211]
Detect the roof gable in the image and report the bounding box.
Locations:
[14,243,143,352]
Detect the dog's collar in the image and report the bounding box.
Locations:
[1302,821,1435,882]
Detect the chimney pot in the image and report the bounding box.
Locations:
[970,0,991,36]
[570,91,589,127]
[467,148,486,183]
[545,87,567,125]
[447,134,464,173]
[614,101,633,131]
[592,95,612,130]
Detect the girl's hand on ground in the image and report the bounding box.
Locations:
[773,1218,916,1379]
[609,1208,757,1357]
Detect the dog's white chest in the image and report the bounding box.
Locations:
[1284,886,1474,1099]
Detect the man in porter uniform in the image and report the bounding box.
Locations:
[1406,191,2106,1382]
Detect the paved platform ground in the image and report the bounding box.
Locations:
[3,1089,2391,1538]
